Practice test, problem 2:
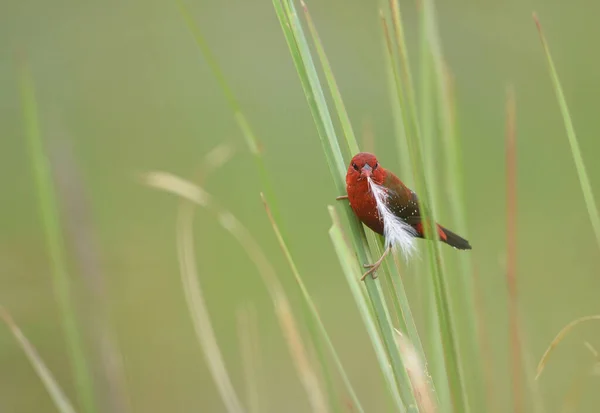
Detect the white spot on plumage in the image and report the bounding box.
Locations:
[368,177,417,258]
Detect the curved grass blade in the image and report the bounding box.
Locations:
[533,14,600,252]
[176,201,246,413]
[174,146,245,413]
[143,172,329,413]
[535,315,600,380]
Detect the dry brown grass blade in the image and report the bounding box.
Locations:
[394,329,437,413]
[274,290,329,413]
[536,315,600,380]
[237,304,262,413]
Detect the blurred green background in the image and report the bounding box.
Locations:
[2,0,600,412]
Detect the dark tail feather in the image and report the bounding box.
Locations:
[437,224,472,250]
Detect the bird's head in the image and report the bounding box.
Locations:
[347,152,385,184]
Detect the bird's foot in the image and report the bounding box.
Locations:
[360,246,391,281]
[336,195,348,201]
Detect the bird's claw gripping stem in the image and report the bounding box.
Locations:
[360,246,391,281]
[336,195,348,201]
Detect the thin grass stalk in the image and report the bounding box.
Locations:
[262,194,364,413]
[505,86,524,413]
[274,290,329,413]
[533,14,600,252]
[417,9,452,412]
[328,209,404,412]
[381,21,412,183]
[272,0,419,407]
[380,13,432,383]
[0,307,77,413]
[536,315,600,380]
[237,304,262,413]
[18,61,97,413]
[437,64,484,411]
[426,11,480,370]
[300,1,358,157]
[303,0,421,362]
[176,0,282,228]
[172,145,245,413]
[50,132,132,413]
[384,2,469,410]
[176,201,246,413]
[144,172,329,412]
[427,5,483,406]
[471,262,498,413]
[298,3,436,406]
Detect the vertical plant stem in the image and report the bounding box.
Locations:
[176,0,282,228]
[384,1,469,410]
[1,307,78,413]
[505,86,523,413]
[534,14,600,252]
[272,1,419,407]
[19,62,97,413]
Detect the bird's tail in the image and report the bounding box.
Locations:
[437,224,472,250]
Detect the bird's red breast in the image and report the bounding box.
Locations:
[345,152,388,235]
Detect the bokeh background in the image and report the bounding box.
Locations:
[2,0,600,412]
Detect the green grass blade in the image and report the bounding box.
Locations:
[534,14,600,252]
[300,8,430,387]
[176,0,282,227]
[18,61,97,413]
[272,0,346,182]
[383,2,469,410]
[416,8,452,411]
[262,194,364,413]
[300,1,358,156]
[328,209,404,412]
[1,307,77,413]
[273,1,420,407]
[300,5,435,401]
[420,0,483,409]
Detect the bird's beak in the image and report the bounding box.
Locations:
[360,163,372,179]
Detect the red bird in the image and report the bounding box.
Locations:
[337,152,471,280]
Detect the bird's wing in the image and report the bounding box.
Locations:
[383,172,421,225]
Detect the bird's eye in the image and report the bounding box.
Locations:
[373,162,378,170]
[352,163,359,171]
